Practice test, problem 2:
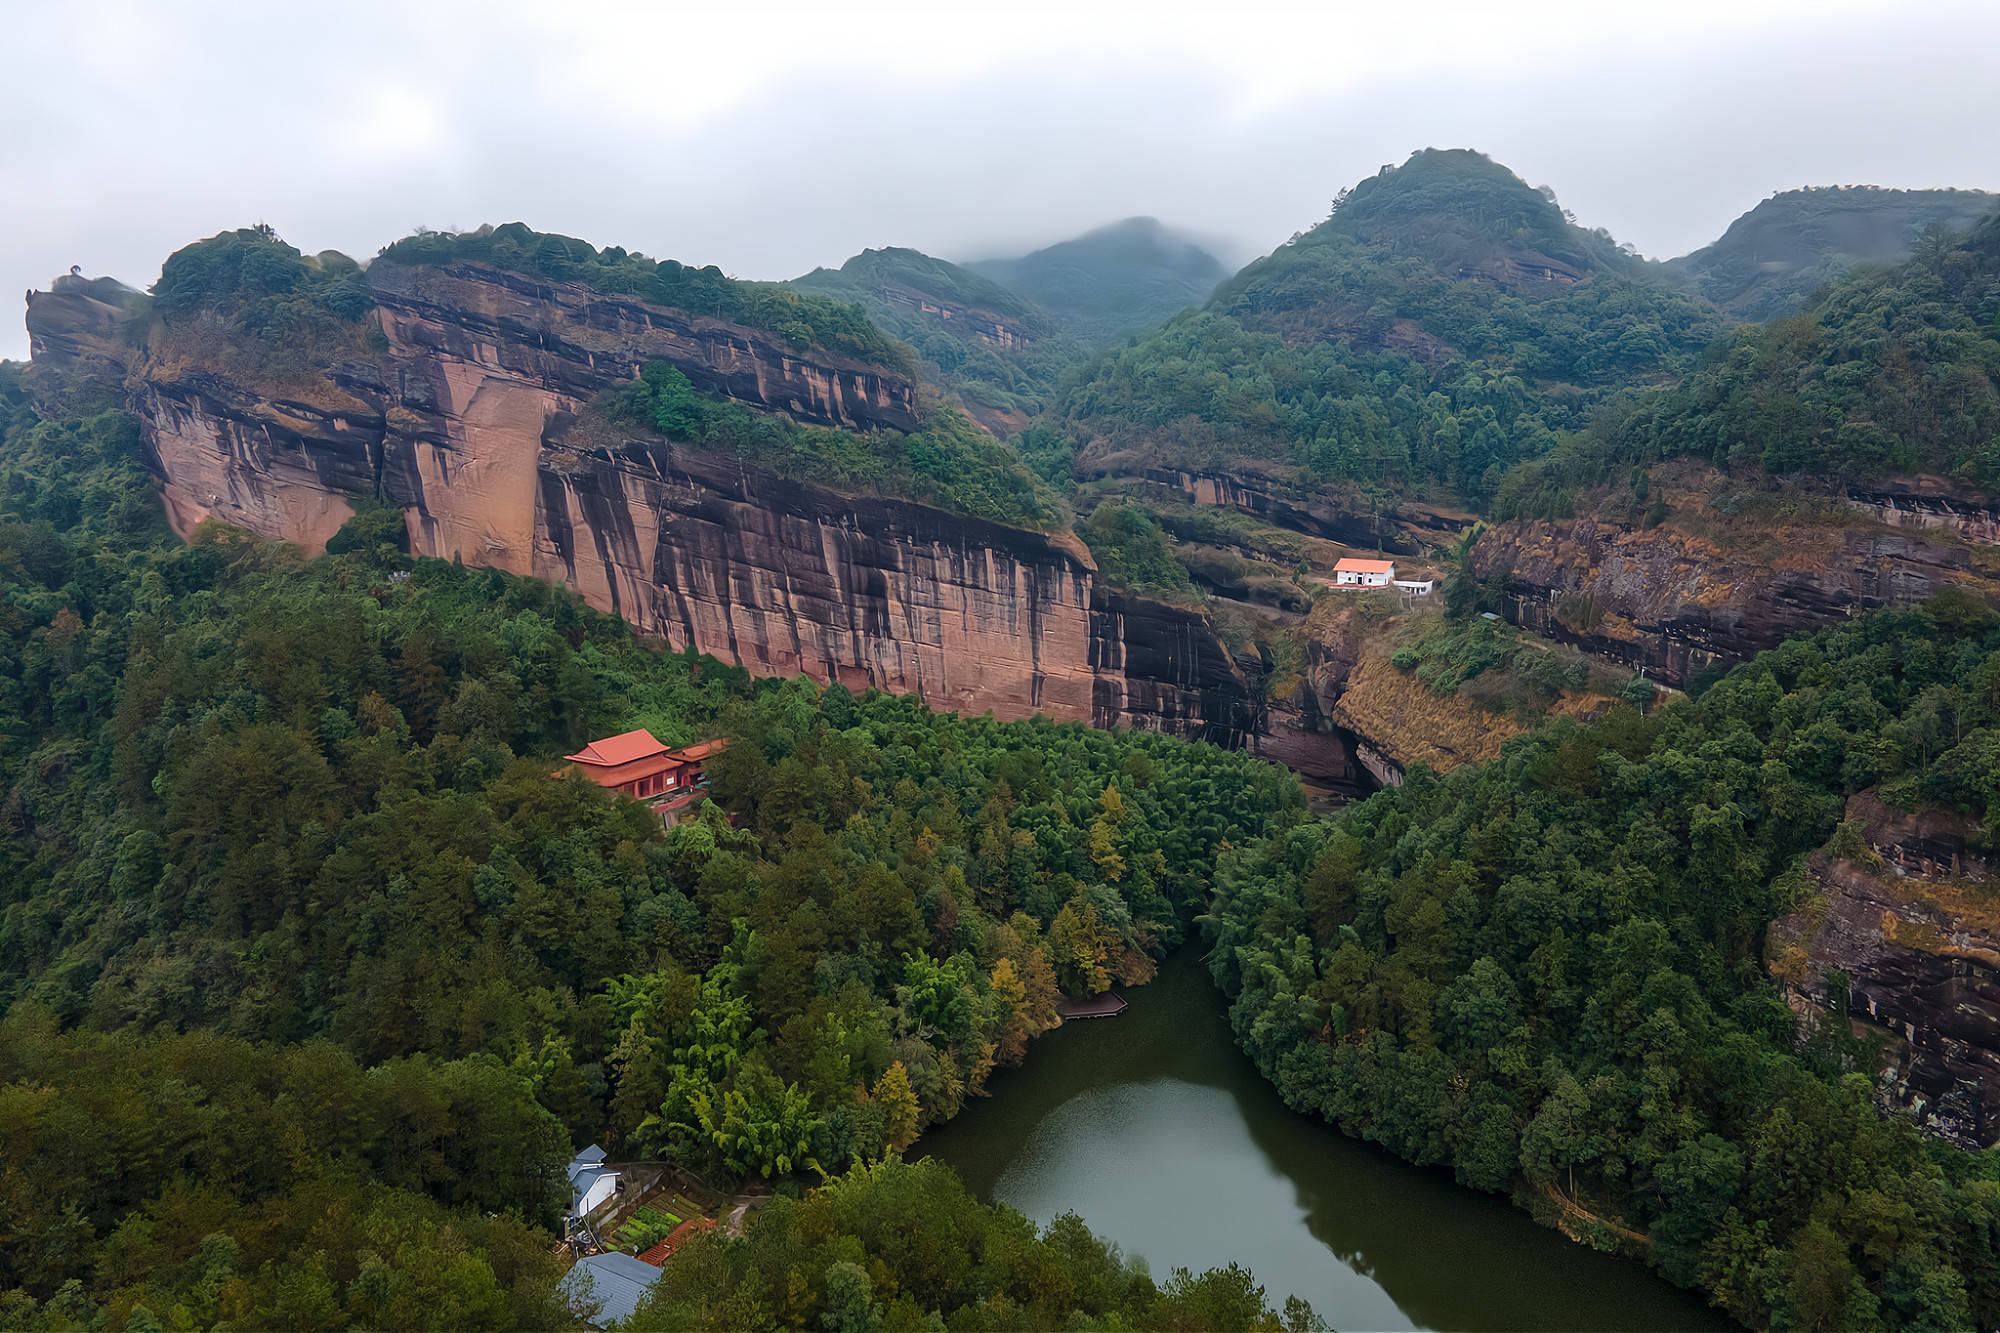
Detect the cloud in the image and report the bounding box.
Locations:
[4,0,1997,359]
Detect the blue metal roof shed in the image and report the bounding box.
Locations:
[559,1251,662,1329]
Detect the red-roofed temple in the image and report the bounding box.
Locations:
[562,730,726,825]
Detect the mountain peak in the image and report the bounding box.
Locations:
[1303,147,1643,283]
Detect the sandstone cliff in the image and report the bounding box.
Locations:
[26,261,1256,745]
[1477,481,2000,687]
[1766,794,2000,1148]
[1081,460,1470,556]
[1261,599,1621,785]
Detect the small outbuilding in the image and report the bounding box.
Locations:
[560,1251,662,1329]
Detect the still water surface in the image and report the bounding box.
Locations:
[920,951,1728,1332]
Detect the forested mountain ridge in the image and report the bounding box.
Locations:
[1669,185,1998,321]
[1467,210,2000,687]
[788,246,1088,434]
[968,216,1228,346]
[1047,149,1725,509]
[1631,209,2000,485]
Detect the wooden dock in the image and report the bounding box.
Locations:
[1057,993,1127,1020]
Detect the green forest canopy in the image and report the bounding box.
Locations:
[0,396,1302,1329]
[1048,150,1724,503]
[1207,600,2000,1331]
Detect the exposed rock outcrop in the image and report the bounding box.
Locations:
[1766,795,2000,1148]
[1084,463,1469,554]
[25,263,1256,745]
[22,274,147,412]
[1476,512,2000,687]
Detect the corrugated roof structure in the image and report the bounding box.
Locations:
[559,1251,662,1328]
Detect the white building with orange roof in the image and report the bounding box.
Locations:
[1331,557,1396,588]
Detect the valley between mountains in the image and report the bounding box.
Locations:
[7,147,2000,1331]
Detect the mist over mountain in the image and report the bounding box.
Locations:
[1669,184,1999,320]
[787,246,1086,435]
[967,218,1227,346]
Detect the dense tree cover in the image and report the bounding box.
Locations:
[379,223,908,369]
[1,399,1301,1324]
[1668,186,1998,322]
[789,248,1090,422]
[0,1012,574,1331]
[1050,151,1724,503]
[148,226,386,384]
[1076,501,1196,601]
[624,1157,1319,1332]
[605,362,1061,528]
[967,217,1226,348]
[1206,600,2000,1330]
[604,671,1299,1177]
[1625,212,2000,486]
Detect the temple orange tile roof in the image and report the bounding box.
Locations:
[566,729,670,767]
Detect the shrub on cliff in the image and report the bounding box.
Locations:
[606,361,1062,528]
[151,225,386,386]
[1079,500,1197,600]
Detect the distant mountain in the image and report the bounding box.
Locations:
[967,218,1226,347]
[1635,208,2000,483]
[1670,185,1998,321]
[1049,149,1722,505]
[788,246,1087,436]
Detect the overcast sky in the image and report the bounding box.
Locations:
[6,0,1999,359]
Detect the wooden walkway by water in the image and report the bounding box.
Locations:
[1057,993,1127,1020]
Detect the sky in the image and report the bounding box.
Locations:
[5,0,1999,359]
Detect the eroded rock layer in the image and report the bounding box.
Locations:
[1476,514,2000,687]
[1767,795,2000,1148]
[26,264,1255,744]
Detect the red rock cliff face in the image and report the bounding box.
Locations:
[1476,513,2000,686]
[25,264,1255,745]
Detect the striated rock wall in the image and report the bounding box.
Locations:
[1844,481,2000,547]
[1766,797,2000,1148]
[1475,515,2000,686]
[1092,464,1468,554]
[24,264,1256,746]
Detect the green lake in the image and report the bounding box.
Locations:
[919,950,1729,1332]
